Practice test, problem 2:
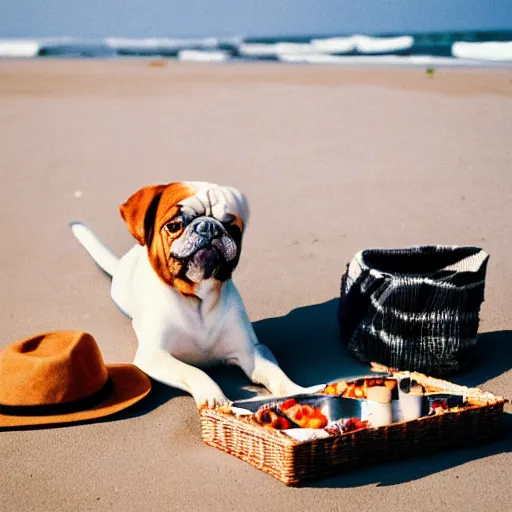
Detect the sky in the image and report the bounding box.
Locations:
[2,0,512,39]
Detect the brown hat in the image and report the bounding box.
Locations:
[0,331,151,428]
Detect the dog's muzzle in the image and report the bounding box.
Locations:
[170,217,238,282]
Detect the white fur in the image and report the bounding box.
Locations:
[71,184,306,407]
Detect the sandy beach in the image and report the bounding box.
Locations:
[0,59,510,511]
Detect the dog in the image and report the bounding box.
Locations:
[71,181,307,408]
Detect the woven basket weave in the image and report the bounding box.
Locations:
[200,371,506,486]
[338,246,489,376]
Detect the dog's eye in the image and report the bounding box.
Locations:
[165,219,183,234]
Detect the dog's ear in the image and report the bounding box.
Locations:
[120,184,167,246]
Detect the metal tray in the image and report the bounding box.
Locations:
[232,394,366,422]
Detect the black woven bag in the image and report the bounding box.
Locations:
[338,246,489,376]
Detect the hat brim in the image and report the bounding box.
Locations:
[0,364,151,429]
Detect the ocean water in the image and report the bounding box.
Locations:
[1,30,512,66]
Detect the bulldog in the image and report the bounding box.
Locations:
[71,181,306,407]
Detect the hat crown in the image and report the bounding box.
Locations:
[0,331,108,407]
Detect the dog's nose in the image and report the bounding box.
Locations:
[194,220,219,238]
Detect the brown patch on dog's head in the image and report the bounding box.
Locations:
[120,184,166,246]
[120,182,198,294]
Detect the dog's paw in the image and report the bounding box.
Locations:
[192,383,230,409]
[268,381,326,397]
[299,383,327,394]
[269,381,308,397]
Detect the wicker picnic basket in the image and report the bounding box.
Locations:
[199,370,507,486]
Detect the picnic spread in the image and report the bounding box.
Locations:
[0,244,508,486]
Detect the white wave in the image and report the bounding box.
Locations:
[277,53,343,64]
[310,37,356,54]
[0,37,111,57]
[452,41,512,61]
[275,42,315,54]
[178,49,229,62]
[105,37,219,54]
[277,53,489,67]
[0,39,40,57]
[238,42,315,58]
[354,35,414,54]
[237,43,278,57]
[310,35,414,55]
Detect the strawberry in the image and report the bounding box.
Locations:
[301,405,315,417]
[294,409,304,420]
[281,398,297,411]
[278,417,291,429]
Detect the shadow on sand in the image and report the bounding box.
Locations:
[252,299,512,390]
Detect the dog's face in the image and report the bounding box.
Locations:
[120,182,249,295]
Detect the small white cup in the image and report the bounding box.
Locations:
[366,387,393,428]
[397,385,423,422]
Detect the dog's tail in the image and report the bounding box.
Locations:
[70,222,120,277]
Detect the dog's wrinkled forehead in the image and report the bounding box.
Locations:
[181,182,249,226]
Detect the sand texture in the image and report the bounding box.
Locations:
[0,60,511,511]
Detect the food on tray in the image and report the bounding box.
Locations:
[250,378,470,435]
[281,398,329,429]
[323,382,347,395]
[342,418,368,432]
[325,418,368,435]
[323,378,397,399]
[253,399,328,430]
[255,407,292,430]
[428,399,449,416]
